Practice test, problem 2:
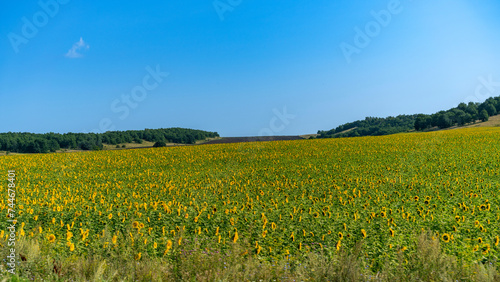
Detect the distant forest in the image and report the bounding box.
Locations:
[318,95,500,139]
[0,128,219,153]
[317,115,417,138]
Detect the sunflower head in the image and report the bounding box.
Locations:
[132,221,139,228]
[361,229,367,238]
[478,237,483,244]
[135,252,142,260]
[441,233,450,243]
[48,234,56,243]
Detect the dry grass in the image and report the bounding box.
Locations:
[458,114,500,128]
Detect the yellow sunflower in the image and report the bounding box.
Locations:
[361,229,367,238]
[135,253,142,260]
[441,233,450,243]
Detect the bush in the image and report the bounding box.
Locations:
[153,141,166,147]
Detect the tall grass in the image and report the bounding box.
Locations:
[0,232,498,281]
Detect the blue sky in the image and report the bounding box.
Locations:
[1,0,499,137]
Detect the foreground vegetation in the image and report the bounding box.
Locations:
[1,233,499,281]
[0,127,499,279]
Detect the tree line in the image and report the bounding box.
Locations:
[317,95,500,139]
[317,115,418,138]
[0,128,219,154]
[414,96,500,130]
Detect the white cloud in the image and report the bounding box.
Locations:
[65,37,89,58]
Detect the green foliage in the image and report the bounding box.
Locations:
[153,141,167,147]
[319,95,500,138]
[480,109,489,122]
[0,128,219,154]
[317,115,417,138]
[415,96,500,131]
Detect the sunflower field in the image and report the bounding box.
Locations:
[0,127,499,268]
